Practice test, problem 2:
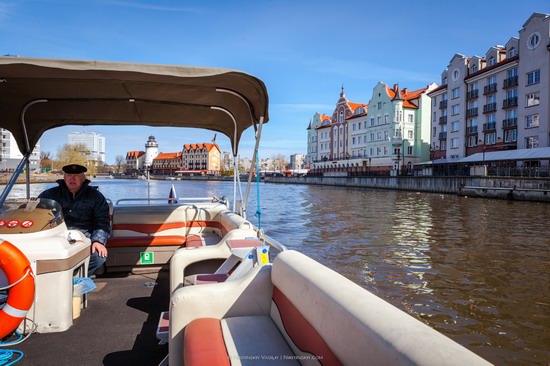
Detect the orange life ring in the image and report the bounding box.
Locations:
[0,240,35,339]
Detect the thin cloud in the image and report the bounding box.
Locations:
[271,103,334,111]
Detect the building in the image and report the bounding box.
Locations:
[180,143,221,175]
[68,131,105,163]
[152,152,182,175]
[125,151,145,174]
[364,82,435,173]
[428,12,549,171]
[305,112,330,167]
[289,154,305,170]
[0,128,40,171]
[310,83,434,175]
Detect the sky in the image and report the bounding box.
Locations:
[1,0,549,164]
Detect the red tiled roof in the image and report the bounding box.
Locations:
[183,143,220,152]
[126,151,145,159]
[385,85,428,109]
[154,152,182,160]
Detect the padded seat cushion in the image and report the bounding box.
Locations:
[221,316,298,365]
[106,235,187,248]
[184,318,230,366]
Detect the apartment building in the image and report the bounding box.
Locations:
[181,143,221,175]
[429,12,549,167]
[305,112,330,166]
[68,131,105,163]
[0,128,40,171]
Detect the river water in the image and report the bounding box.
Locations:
[8,178,550,365]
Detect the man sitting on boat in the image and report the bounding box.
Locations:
[38,164,111,276]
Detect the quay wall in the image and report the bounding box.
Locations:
[264,176,550,203]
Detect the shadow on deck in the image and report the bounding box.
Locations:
[15,271,170,365]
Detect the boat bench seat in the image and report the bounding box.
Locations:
[169,250,491,366]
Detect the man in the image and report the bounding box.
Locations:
[38,164,110,276]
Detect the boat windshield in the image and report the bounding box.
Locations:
[0,198,64,234]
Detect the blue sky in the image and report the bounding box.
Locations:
[1,0,548,163]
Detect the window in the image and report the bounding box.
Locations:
[452,69,460,81]
[451,104,460,115]
[526,92,540,107]
[527,33,540,50]
[526,136,539,149]
[487,95,496,104]
[486,114,496,124]
[384,114,389,124]
[468,136,478,147]
[377,116,381,125]
[370,133,374,141]
[451,87,460,99]
[377,102,382,109]
[352,137,356,144]
[451,121,460,132]
[450,138,459,148]
[443,77,448,84]
[485,132,496,145]
[377,132,382,140]
[408,130,413,139]
[408,114,413,123]
[508,67,518,77]
[339,111,344,123]
[370,118,375,127]
[526,114,539,128]
[488,75,496,85]
[504,129,517,143]
[508,47,517,57]
[407,146,413,155]
[352,123,356,131]
[358,122,362,129]
[432,127,436,137]
[432,111,436,122]
[384,130,389,140]
[471,64,478,73]
[507,89,517,98]
[527,70,540,85]
[487,57,496,66]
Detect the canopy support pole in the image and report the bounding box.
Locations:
[243,117,264,218]
[0,99,47,206]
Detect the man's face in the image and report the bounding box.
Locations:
[64,173,85,194]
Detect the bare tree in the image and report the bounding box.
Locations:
[114,155,126,174]
[271,154,288,171]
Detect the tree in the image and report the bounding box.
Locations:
[40,151,54,171]
[114,155,126,174]
[271,154,288,171]
[56,143,96,175]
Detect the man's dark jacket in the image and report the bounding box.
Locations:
[38,179,110,244]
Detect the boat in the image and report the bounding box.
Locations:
[0,57,491,365]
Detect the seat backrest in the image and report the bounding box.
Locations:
[271,250,490,366]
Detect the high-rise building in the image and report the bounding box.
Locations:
[68,131,106,162]
[0,128,40,171]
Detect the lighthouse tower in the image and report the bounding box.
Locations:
[144,135,159,171]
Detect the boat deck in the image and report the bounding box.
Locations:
[14,271,169,365]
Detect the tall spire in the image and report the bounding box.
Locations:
[340,83,345,97]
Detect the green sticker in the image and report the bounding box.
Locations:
[140,252,154,265]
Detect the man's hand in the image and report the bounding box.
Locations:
[92,242,108,257]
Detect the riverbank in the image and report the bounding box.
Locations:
[264,175,550,203]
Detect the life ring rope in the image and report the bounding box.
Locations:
[0,268,32,291]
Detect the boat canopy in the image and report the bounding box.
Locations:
[0,57,269,155]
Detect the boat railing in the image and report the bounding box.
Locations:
[260,233,287,252]
[115,197,224,205]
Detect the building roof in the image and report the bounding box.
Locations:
[154,152,182,160]
[421,147,550,165]
[126,151,145,159]
[183,143,220,153]
[385,84,428,109]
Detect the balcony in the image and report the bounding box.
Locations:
[439,132,447,140]
[503,76,518,88]
[503,97,518,109]
[483,83,497,95]
[391,136,403,146]
[503,117,518,128]
[439,116,448,124]
[439,100,448,109]
[483,122,496,131]
[466,107,478,117]
[467,126,478,134]
[467,89,479,99]
[483,103,497,113]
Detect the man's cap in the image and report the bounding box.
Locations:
[62,164,87,174]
